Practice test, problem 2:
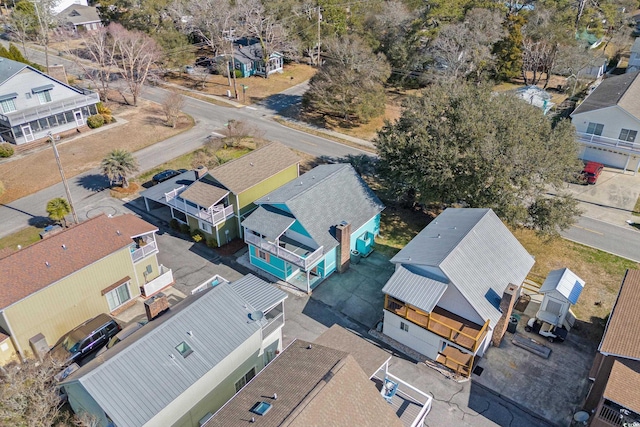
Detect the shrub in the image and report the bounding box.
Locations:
[179,223,190,234]
[169,219,180,230]
[86,114,105,129]
[96,102,113,124]
[206,238,217,248]
[0,143,14,158]
[191,231,204,243]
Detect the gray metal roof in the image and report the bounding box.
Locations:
[139,171,197,204]
[229,274,287,312]
[571,72,640,116]
[58,4,101,25]
[61,275,281,427]
[390,208,534,326]
[0,58,27,86]
[254,164,384,251]
[539,268,585,305]
[382,264,448,313]
[241,205,295,241]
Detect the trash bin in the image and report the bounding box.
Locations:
[507,313,520,333]
[350,250,361,264]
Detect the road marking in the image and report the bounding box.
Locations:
[572,225,604,236]
[245,106,257,110]
[210,131,225,137]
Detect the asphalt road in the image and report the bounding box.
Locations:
[561,216,640,263]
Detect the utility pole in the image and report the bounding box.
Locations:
[48,133,79,225]
[317,4,321,67]
[31,0,49,71]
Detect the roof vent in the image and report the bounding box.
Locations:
[116,230,121,236]
[187,331,194,337]
[62,244,67,250]
[307,344,312,350]
[273,393,278,400]
[45,261,50,267]
[437,234,441,238]
[250,417,256,423]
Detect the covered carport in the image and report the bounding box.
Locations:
[139,171,197,222]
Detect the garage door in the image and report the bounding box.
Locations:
[579,146,640,171]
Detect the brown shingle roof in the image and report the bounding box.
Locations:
[207,142,300,194]
[599,270,640,360]
[603,359,640,413]
[0,214,157,309]
[180,180,229,208]
[314,325,391,378]
[205,340,403,427]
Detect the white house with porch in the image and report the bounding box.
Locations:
[570,72,640,173]
[381,208,535,378]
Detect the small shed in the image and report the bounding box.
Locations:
[514,86,555,115]
[536,268,585,328]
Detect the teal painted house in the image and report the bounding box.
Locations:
[242,164,384,292]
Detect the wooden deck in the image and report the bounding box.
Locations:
[386,296,489,353]
[436,346,473,377]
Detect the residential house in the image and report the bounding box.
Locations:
[570,72,640,173]
[215,38,284,78]
[381,208,535,378]
[241,163,385,292]
[140,142,300,247]
[206,327,432,427]
[57,4,103,33]
[61,274,287,427]
[0,214,172,363]
[0,57,100,145]
[583,269,640,427]
[52,0,88,14]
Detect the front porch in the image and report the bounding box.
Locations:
[165,186,234,226]
[244,232,324,270]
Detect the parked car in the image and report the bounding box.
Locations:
[95,320,147,356]
[50,314,121,366]
[152,169,181,185]
[581,161,604,184]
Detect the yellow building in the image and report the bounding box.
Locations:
[0,214,172,363]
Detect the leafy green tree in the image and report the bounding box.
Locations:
[493,13,524,81]
[101,149,139,188]
[375,82,583,235]
[303,34,391,123]
[46,197,71,228]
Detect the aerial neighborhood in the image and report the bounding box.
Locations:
[1,0,640,426]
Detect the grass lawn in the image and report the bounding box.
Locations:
[0,100,194,205]
[375,204,638,343]
[633,195,640,217]
[0,226,46,252]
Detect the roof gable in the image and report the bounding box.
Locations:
[64,275,286,427]
[0,214,157,309]
[571,72,640,117]
[0,58,28,86]
[539,268,585,304]
[206,142,300,194]
[599,269,640,359]
[254,164,384,251]
[390,209,534,325]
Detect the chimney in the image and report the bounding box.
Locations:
[335,221,351,273]
[492,283,519,347]
[195,165,208,179]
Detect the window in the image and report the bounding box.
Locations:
[400,321,409,332]
[258,250,268,260]
[175,341,193,358]
[37,90,52,104]
[145,265,153,275]
[235,367,256,392]
[105,282,131,311]
[619,129,638,142]
[198,220,212,233]
[586,122,604,136]
[0,98,16,113]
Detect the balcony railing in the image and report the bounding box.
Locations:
[0,92,100,126]
[142,265,173,297]
[594,402,640,427]
[131,241,158,263]
[262,312,285,338]
[372,372,432,427]
[165,187,234,226]
[244,232,324,270]
[576,132,640,153]
[385,295,489,353]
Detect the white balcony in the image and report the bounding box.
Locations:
[165,187,234,226]
[262,311,284,338]
[244,232,324,270]
[0,91,100,126]
[130,240,158,263]
[372,371,432,427]
[576,132,640,153]
[142,265,173,297]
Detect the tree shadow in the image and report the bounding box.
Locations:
[75,174,110,192]
[257,93,302,114]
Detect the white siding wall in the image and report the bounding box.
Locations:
[572,106,640,139]
[437,285,484,326]
[383,310,441,360]
[3,68,84,112]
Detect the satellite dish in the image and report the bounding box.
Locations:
[248,311,264,322]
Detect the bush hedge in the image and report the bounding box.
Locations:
[87,114,105,129]
[0,143,14,158]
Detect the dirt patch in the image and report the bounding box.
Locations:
[0,100,193,204]
[214,238,246,257]
[165,63,317,103]
[110,183,141,199]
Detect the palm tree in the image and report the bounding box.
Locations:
[101,149,139,188]
[46,197,71,228]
